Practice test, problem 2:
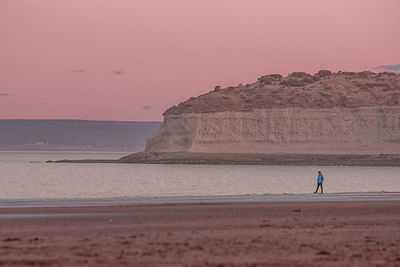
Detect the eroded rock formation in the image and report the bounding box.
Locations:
[146,71,400,154]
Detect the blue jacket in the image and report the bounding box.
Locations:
[317,173,324,183]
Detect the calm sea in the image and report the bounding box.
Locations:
[1,151,400,206]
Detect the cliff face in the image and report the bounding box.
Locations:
[146,71,400,154]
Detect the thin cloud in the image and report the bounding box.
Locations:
[72,69,86,73]
[142,105,152,110]
[375,64,400,72]
[112,70,125,75]
[0,93,9,96]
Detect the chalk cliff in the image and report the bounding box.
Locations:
[146,71,400,154]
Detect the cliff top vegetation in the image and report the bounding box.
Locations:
[165,71,400,115]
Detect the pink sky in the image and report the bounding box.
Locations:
[1,0,399,121]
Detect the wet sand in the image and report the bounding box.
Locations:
[0,201,400,266]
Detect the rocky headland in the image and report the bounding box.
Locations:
[145,71,400,155]
[54,70,400,166]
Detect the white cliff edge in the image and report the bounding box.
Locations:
[146,106,400,154]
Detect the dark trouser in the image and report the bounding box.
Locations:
[315,183,323,193]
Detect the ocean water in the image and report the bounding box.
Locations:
[0,152,400,205]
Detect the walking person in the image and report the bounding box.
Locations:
[314,171,324,194]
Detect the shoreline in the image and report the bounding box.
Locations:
[1,200,399,266]
[1,192,400,208]
[49,152,400,166]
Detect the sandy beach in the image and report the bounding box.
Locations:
[1,201,400,266]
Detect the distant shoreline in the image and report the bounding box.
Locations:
[49,152,400,167]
